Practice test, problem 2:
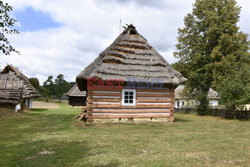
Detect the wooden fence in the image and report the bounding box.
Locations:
[175,107,250,120]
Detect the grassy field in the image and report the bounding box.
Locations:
[0,103,249,167]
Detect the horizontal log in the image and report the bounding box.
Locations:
[137,99,171,103]
[92,98,171,103]
[91,114,170,119]
[136,89,171,93]
[92,90,121,94]
[87,108,93,116]
[136,93,171,97]
[91,93,121,96]
[92,110,171,113]
[90,103,171,109]
[88,88,122,91]
[88,88,170,92]
[92,98,121,102]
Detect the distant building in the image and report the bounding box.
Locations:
[0,65,41,111]
[175,85,219,108]
[66,84,86,106]
[60,93,69,100]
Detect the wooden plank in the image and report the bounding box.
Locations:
[92,114,170,119]
[170,85,175,122]
[120,89,122,105]
[92,110,171,113]
[91,103,171,109]
[89,89,170,93]
[92,98,121,102]
[136,93,171,97]
[137,99,171,103]
[91,92,120,97]
[88,88,123,91]
[87,91,93,119]
[87,116,93,122]
[88,89,93,94]
[87,97,93,104]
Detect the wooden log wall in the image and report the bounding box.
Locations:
[86,86,175,122]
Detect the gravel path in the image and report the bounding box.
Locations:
[32,101,59,109]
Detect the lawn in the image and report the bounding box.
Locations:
[0,103,249,167]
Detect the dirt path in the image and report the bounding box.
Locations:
[32,101,59,109]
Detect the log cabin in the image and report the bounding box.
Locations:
[76,24,186,122]
[66,84,86,106]
[0,65,41,111]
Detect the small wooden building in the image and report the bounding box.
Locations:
[175,85,220,108]
[0,65,41,111]
[66,84,86,106]
[76,25,186,122]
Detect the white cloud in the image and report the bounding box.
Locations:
[1,0,249,83]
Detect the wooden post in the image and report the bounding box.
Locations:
[170,84,175,122]
[87,90,93,123]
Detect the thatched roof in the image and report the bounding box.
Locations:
[76,24,186,91]
[0,89,22,104]
[66,84,86,97]
[0,65,41,104]
[175,85,219,99]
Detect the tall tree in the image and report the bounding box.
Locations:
[0,1,19,55]
[213,49,249,111]
[41,74,75,99]
[54,74,68,99]
[174,0,249,114]
[29,77,44,95]
[43,76,55,98]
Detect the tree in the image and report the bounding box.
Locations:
[41,74,75,99]
[174,0,249,114]
[171,61,189,79]
[0,0,19,55]
[213,52,250,111]
[54,74,68,99]
[29,77,44,96]
[29,77,40,90]
[43,76,55,98]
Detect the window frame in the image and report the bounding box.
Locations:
[122,89,136,106]
[177,101,180,108]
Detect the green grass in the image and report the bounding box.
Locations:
[0,107,23,119]
[0,104,249,167]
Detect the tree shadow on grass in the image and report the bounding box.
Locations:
[1,109,80,138]
[1,138,121,167]
[92,161,120,167]
[0,139,91,167]
[31,108,48,112]
[174,117,192,122]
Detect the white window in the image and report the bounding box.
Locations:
[177,101,180,108]
[122,89,136,106]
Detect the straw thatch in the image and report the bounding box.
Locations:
[0,65,41,104]
[76,24,186,91]
[66,84,86,97]
[0,89,22,104]
[175,85,219,99]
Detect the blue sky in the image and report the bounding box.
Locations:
[14,7,61,31]
[1,0,249,83]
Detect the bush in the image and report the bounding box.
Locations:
[175,108,249,120]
